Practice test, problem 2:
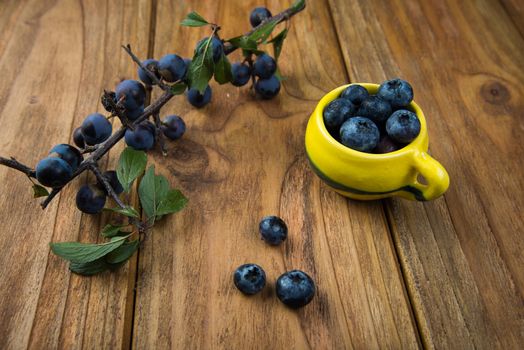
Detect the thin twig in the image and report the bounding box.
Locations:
[0,157,36,178]
[88,163,126,209]
[153,112,167,156]
[122,44,168,90]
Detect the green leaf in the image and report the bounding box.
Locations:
[138,165,169,222]
[267,28,288,61]
[248,20,277,43]
[50,235,129,264]
[101,224,131,238]
[116,147,147,192]
[69,258,110,276]
[188,37,215,94]
[228,36,258,51]
[170,82,187,95]
[290,0,306,12]
[156,189,188,218]
[181,11,209,27]
[32,184,49,198]
[106,240,139,264]
[214,54,232,84]
[107,206,140,218]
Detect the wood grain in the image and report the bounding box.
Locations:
[0,0,151,349]
[328,0,524,348]
[132,0,419,349]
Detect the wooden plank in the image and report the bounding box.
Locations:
[328,0,524,348]
[500,0,524,36]
[132,0,420,348]
[0,0,152,349]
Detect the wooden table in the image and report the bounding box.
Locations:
[0,0,522,348]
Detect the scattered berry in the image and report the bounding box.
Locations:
[259,216,288,245]
[254,75,280,99]
[137,59,160,85]
[357,95,392,124]
[76,184,106,214]
[253,54,277,79]
[276,270,316,309]
[249,7,272,27]
[97,170,124,195]
[36,157,73,188]
[374,135,400,153]
[386,109,421,143]
[48,144,83,172]
[187,86,212,108]
[231,62,251,87]
[323,98,356,131]
[115,80,146,111]
[157,54,187,82]
[161,115,186,140]
[73,127,85,149]
[233,263,267,295]
[195,37,224,63]
[377,78,414,108]
[340,84,369,105]
[80,113,112,145]
[125,122,156,151]
[340,117,380,152]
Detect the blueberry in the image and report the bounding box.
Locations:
[374,135,400,153]
[157,54,187,82]
[49,144,83,171]
[195,37,224,63]
[254,75,280,99]
[378,78,414,108]
[137,58,160,85]
[115,80,146,111]
[97,170,124,195]
[259,216,288,245]
[126,105,144,121]
[76,184,106,214]
[323,98,357,131]
[187,85,212,108]
[386,110,421,144]
[340,117,380,152]
[357,96,392,124]
[161,115,186,140]
[231,62,251,87]
[253,54,276,79]
[249,7,272,27]
[233,263,266,295]
[36,157,73,188]
[73,127,85,148]
[340,85,369,105]
[80,113,112,145]
[276,270,316,309]
[125,122,156,151]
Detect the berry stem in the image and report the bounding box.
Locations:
[122,44,169,91]
[0,157,36,178]
[88,163,126,209]
[153,112,168,156]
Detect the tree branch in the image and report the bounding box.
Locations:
[0,157,36,178]
[122,44,168,90]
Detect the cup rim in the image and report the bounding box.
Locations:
[313,83,428,158]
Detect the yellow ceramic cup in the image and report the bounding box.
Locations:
[305,83,449,201]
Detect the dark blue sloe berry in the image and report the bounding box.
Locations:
[115,80,146,111]
[340,117,380,152]
[126,105,144,121]
[276,270,316,309]
[378,78,414,108]
[161,115,186,140]
[49,144,83,172]
[97,170,124,195]
[137,59,160,85]
[254,75,280,99]
[357,95,392,124]
[157,54,187,82]
[73,127,85,148]
[231,62,251,87]
[76,184,106,214]
[386,109,421,144]
[125,122,156,151]
[259,216,288,245]
[250,7,272,27]
[340,84,369,105]
[80,113,112,145]
[187,86,212,108]
[323,98,357,131]
[195,37,224,63]
[253,54,276,79]
[36,157,73,188]
[233,263,266,295]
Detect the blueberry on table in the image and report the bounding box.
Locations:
[323,98,356,131]
[161,115,186,140]
[249,7,272,27]
[125,122,156,151]
[187,86,212,108]
[377,78,414,108]
[97,170,124,195]
[340,117,380,152]
[259,215,288,245]
[81,113,112,145]
[253,54,277,79]
[340,84,369,105]
[157,54,187,82]
[73,127,85,148]
[233,263,267,295]
[254,75,280,99]
[36,157,73,188]
[195,37,224,63]
[276,270,316,309]
[76,184,106,214]
[49,144,83,171]
[357,95,392,124]
[126,105,145,121]
[231,62,251,87]
[137,58,159,85]
[115,79,146,111]
[386,109,421,144]
[374,135,400,154]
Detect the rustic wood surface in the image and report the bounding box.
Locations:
[0,0,522,349]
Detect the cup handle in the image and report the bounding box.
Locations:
[410,151,450,201]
